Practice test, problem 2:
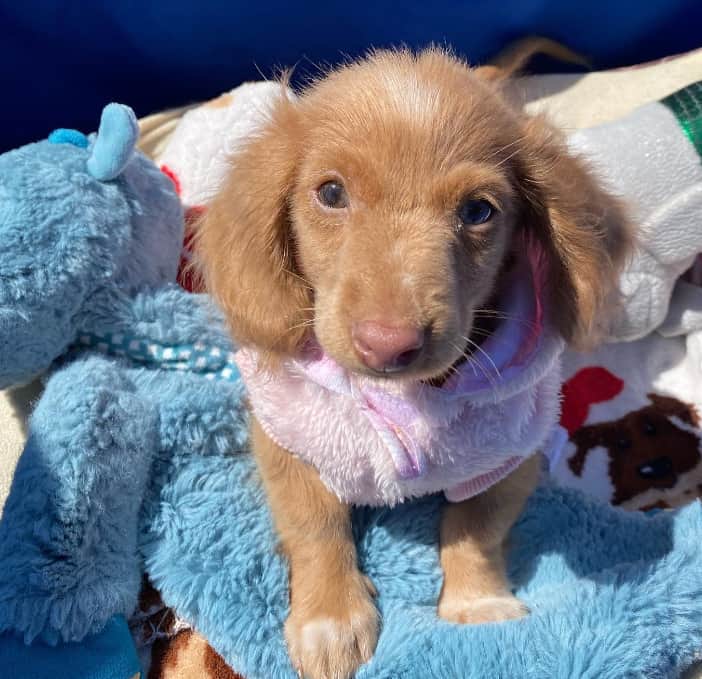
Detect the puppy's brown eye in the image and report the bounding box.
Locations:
[457,198,494,228]
[317,181,348,209]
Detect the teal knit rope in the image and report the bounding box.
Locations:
[75,332,239,382]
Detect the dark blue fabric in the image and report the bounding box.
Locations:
[1,0,701,151]
[0,616,140,679]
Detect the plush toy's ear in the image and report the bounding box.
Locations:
[48,128,89,148]
[87,103,139,181]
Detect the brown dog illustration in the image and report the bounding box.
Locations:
[568,393,702,505]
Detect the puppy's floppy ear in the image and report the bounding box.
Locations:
[514,116,632,348]
[197,93,312,355]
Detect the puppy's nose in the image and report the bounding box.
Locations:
[352,321,425,372]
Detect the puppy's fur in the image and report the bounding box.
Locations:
[199,47,631,679]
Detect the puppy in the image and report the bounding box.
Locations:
[198,47,631,679]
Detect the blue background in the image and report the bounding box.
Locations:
[1,1,701,151]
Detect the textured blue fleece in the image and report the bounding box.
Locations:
[0,354,158,644]
[143,451,702,679]
[0,286,245,645]
[0,105,198,649]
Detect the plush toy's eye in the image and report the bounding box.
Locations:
[317,181,348,209]
[457,198,494,228]
[617,436,632,450]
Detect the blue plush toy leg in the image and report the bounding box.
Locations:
[0,355,158,645]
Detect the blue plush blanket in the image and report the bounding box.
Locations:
[141,449,702,679]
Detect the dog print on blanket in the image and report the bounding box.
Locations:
[567,392,702,508]
[555,366,702,510]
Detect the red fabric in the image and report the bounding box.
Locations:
[177,206,207,293]
[560,366,624,434]
[160,164,182,195]
[157,164,206,292]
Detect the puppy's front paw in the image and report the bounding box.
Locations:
[438,592,528,625]
[285,575,378,679]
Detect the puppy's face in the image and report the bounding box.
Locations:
[201,50,630,379]
[290,59,521,379]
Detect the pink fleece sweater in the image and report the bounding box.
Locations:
[237,250,563,506]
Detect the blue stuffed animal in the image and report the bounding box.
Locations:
[0,104,247,676]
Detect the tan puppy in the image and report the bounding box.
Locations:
[198,47,631,679]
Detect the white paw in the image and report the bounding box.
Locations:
[285,587,378,679]
[438,593,529,625]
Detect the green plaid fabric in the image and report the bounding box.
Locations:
[662,81,702,157]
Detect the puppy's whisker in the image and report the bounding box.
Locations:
[467,327,537,358]
[493,146,523,169]
[482,135,527,162]
[285,320,315,332]
[282,268,314,291]
[280,305,342,341]
[452,340,498,390]
[469,327,505,342]
[461,335,502,385]
[277,310,322,341]
[466,353,496,390]
[473,309,528,319]
[473,309,538,331]
[472,316,536,333]
[450,342,479,380]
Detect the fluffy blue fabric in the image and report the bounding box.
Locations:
[0,353,158,643]
[0,105,215,655]
[0,285,246,646]
[143,451,702,678]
